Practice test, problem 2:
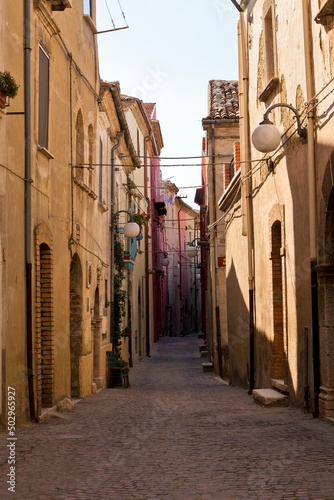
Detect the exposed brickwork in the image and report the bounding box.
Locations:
[234,142,241,171]
[224,163,231,190]
[269,205,287,382]
[35,224,54,414]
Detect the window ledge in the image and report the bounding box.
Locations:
[74,177,98,199]
[98,202,108,213]
[259,77,279,103]
[83,14,97,34]
[38,145,55,159]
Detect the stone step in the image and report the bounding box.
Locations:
[200,350,209,358]
[197,332,204,339]
[199,345,207,352]
[271,378,289,395]
[202,362,214,372]
[252,388,289,407]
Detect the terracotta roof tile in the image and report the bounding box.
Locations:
[144,103,155,119]
[207,80,239,120]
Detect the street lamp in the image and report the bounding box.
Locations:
[156,251,170,267]
[187,238,199,258]
[252,103,307,153]
[114,210,141,238]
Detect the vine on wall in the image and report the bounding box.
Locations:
[113,236,126,358]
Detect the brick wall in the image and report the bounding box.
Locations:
[35,224,54,414]
[269,205,287,382]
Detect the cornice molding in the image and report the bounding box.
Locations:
[34,0,60,36]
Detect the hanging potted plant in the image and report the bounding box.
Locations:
[0,70,19,109]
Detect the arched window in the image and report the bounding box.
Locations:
[76,110,84,182]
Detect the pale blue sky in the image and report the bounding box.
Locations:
[97,0,239,207]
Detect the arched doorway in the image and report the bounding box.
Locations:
[271,221,285,380]
[138,285,142,359]
[318,174,334,417]
[92,286,102,388]
[70,253,82,398]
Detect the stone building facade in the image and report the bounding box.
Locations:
[222,0,334,418]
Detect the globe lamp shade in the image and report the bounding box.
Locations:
[187,246,198,258]
[123,222,140,238]
[162,257,170,267]
[196,273,201,280]
[252,121,281,153]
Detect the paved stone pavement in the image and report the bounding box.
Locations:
[1,334,334,500]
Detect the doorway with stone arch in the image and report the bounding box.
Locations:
[92,286,103,389]
[138,284,142,359]
[70,253,82,398]
[318,150,334,417]
[269,204,288,386]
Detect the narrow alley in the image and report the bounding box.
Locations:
[1,333,334,500]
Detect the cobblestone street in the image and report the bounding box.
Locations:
[1,333,334,499]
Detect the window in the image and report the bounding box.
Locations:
[264,6,275,82]
[137,129,140,157]
[98,139,103,203]
[75,110,84,182]
[38,47,50,149]
[83,0,92,16]
[259,0,278,102]
[88,124,94,188]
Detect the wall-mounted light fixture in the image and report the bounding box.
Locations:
[156,251,170,267]
[187,238,199,258]
[252,103,307,153]
[114,210,140,238]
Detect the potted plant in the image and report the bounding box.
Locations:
[132,212,150,227]
[123,250,130,260]
[0,70,19,109]
[105,299,110,308]
[123,326,131,338]
[115,358,128,368]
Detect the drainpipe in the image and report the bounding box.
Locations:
[238,21,247,236]
[210,123,221,372]
[24,0,37,422]
[177,200,184,336]
[239,9,255,393]
[110,131,124,347]
[144,136,150,356]
[302,0,319,417]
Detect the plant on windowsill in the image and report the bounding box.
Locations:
[0,70,19,109]
[105,299,110,308]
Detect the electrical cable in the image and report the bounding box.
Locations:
[104,0,116,29]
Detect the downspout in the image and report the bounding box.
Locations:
[240,9,255,393]
[144,136,150,356]
[25,0,37,422]
[110,131,124,347]
[238,21,247,236]
[177,200,183,335]
[211,123,220,373]
[302,0,319,417]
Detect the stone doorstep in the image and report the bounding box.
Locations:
[197,333,204,339]
[271,378,289,394]
[202,362,214,373]
[200,350,209,358]
[252,388,289,407]
[199,345,207,352]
